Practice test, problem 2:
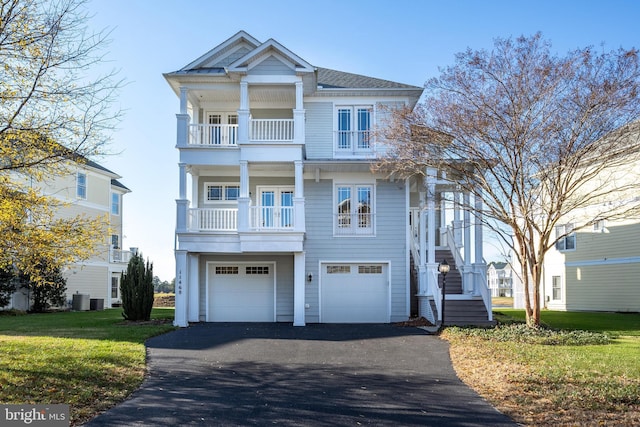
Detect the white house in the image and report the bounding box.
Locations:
[487,262,515,297]
[165,31,492,327]
[3,158,132,311]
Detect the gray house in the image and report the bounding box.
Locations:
[164,31,492,327]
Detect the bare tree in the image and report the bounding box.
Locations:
[375,33,640,326]
[0,0,121,279]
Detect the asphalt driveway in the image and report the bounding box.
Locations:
[85,323,518,426]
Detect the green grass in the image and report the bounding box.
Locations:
[0,308,175,425]
[443,310,640,426]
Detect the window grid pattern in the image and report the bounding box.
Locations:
[555,223,576,251]
[552,276,562,300]
[327,265,351,274]
[77,172,87,199]
[215,266,239,275]
[206,184,240,202]
[358,265,382,274]
[246,266,269,275]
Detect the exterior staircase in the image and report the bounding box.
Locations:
[412,249,494,327]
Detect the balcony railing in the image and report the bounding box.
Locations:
[334,213,375,236]
[188,124,238,146]
[250,119,294,141]
[110,249,133,264]
[189,208,238,231]
[334,130,373,155]
[187,207,296,231]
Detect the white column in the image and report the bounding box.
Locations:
[425,168,439,303]
[294,160,305,232]
[174,250,188,327]
[187,254,199,323]
[176,163,188,233]
[453,192,463,247]
[418,191,427,294]
[473,193,485,296]
[439,192,447,246]
[238,81,249,144]
[293,80,305,144]
[238,160,249,232]
[176,87,190,148]
[178,163,187,199]
[463,192,473,293]
[293,252,306,326]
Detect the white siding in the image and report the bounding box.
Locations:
[250,56,295,75]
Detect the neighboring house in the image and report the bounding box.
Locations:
[3,159,132,311]
[487,262,514,297]
[165,31,492,327]
[514,138,640,312]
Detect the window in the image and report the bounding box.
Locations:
[555,224,576,251]
[592,219,606,233]
[111,193,120,215]
[335,106,373,155]
[246,266,269,275]
[77,172,87,199]
[111,277,119,299]
[205,183,240,202]
[215,266,238,275]
[336,184,374,235]
[111,234,119,249]
[327,265,350,274]
[359,265,382,274]
[552,276,562,301]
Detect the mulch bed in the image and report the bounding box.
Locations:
[393,317,434,327]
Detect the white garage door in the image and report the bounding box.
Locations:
[321,263,389,323]
[208,264,275,322]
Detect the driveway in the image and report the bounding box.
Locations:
[85,323,518,426]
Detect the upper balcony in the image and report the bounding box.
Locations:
[187,119,295,146]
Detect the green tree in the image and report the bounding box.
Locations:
[24,260,67,313]
[0,267,17,307]
[0,0,121,284]
[120,253,154,321]
[376,34,640,327]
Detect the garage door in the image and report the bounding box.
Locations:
[321,263,389,323]
[208,264,275,322]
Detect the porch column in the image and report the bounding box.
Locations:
[463,192,473,293]
[176,163,188,233]
[473,193,484,296]
[439,191,447,246]
[294,160,305,232]
[293,80,305,145]
[176,87,190,148]
[453,192,463,247]
[426,168,439,313]
[174,250,188,327]
[238,160,249,232]
[238,80,249,144]
[293,252,306,326]
[187,254,199,323]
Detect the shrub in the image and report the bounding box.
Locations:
[27,262,67,313]
[120,253,154,321]
[0,267,17,307]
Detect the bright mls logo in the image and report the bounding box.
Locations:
[1,405,69,426]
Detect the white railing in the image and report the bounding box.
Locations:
[334,130,374,155]
[475,265,493,321]
[429,268,442,322]
[249,206,294,230]
[188,124,238,146]
[446,226,465,272]
[110,249,133,264]
[334,213,375,235]
[250,119,294,141]
[189,208,238,231]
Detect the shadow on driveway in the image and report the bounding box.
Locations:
[84,323,519,426]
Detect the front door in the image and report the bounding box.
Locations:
[258,187,294,229]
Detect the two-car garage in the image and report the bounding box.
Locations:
[206,261,390,323]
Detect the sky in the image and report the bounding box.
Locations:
[84,0,640,281]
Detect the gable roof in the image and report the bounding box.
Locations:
[181,30,261,71]
[227,38,315,74]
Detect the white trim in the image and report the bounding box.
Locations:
[332,181,376,237]
[318,260,391,323]
[566,257,640,267]
[205,261,277,322]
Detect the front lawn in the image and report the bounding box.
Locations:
[443,310,640,426]
[0,308,175,425]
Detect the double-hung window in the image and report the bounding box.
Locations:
[336,106,373,156]
[76,172,87,199]
[111,193,120,215]
[335,184,374,235]
[555,223,576,251]
[551,276,562,301]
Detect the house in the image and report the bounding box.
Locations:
[3,158,132,311]
[487,262,515,297]
[515,132,640,312]
[164,31,492,327]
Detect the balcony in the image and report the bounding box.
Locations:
[110,249,133,264]
[188,206,297,232]
[187,119,294,146]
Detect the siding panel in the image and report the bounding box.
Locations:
[304,102,333,159]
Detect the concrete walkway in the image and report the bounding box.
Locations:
[85,323,519,426]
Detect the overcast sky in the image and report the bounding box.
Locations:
[86,0,640,280]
